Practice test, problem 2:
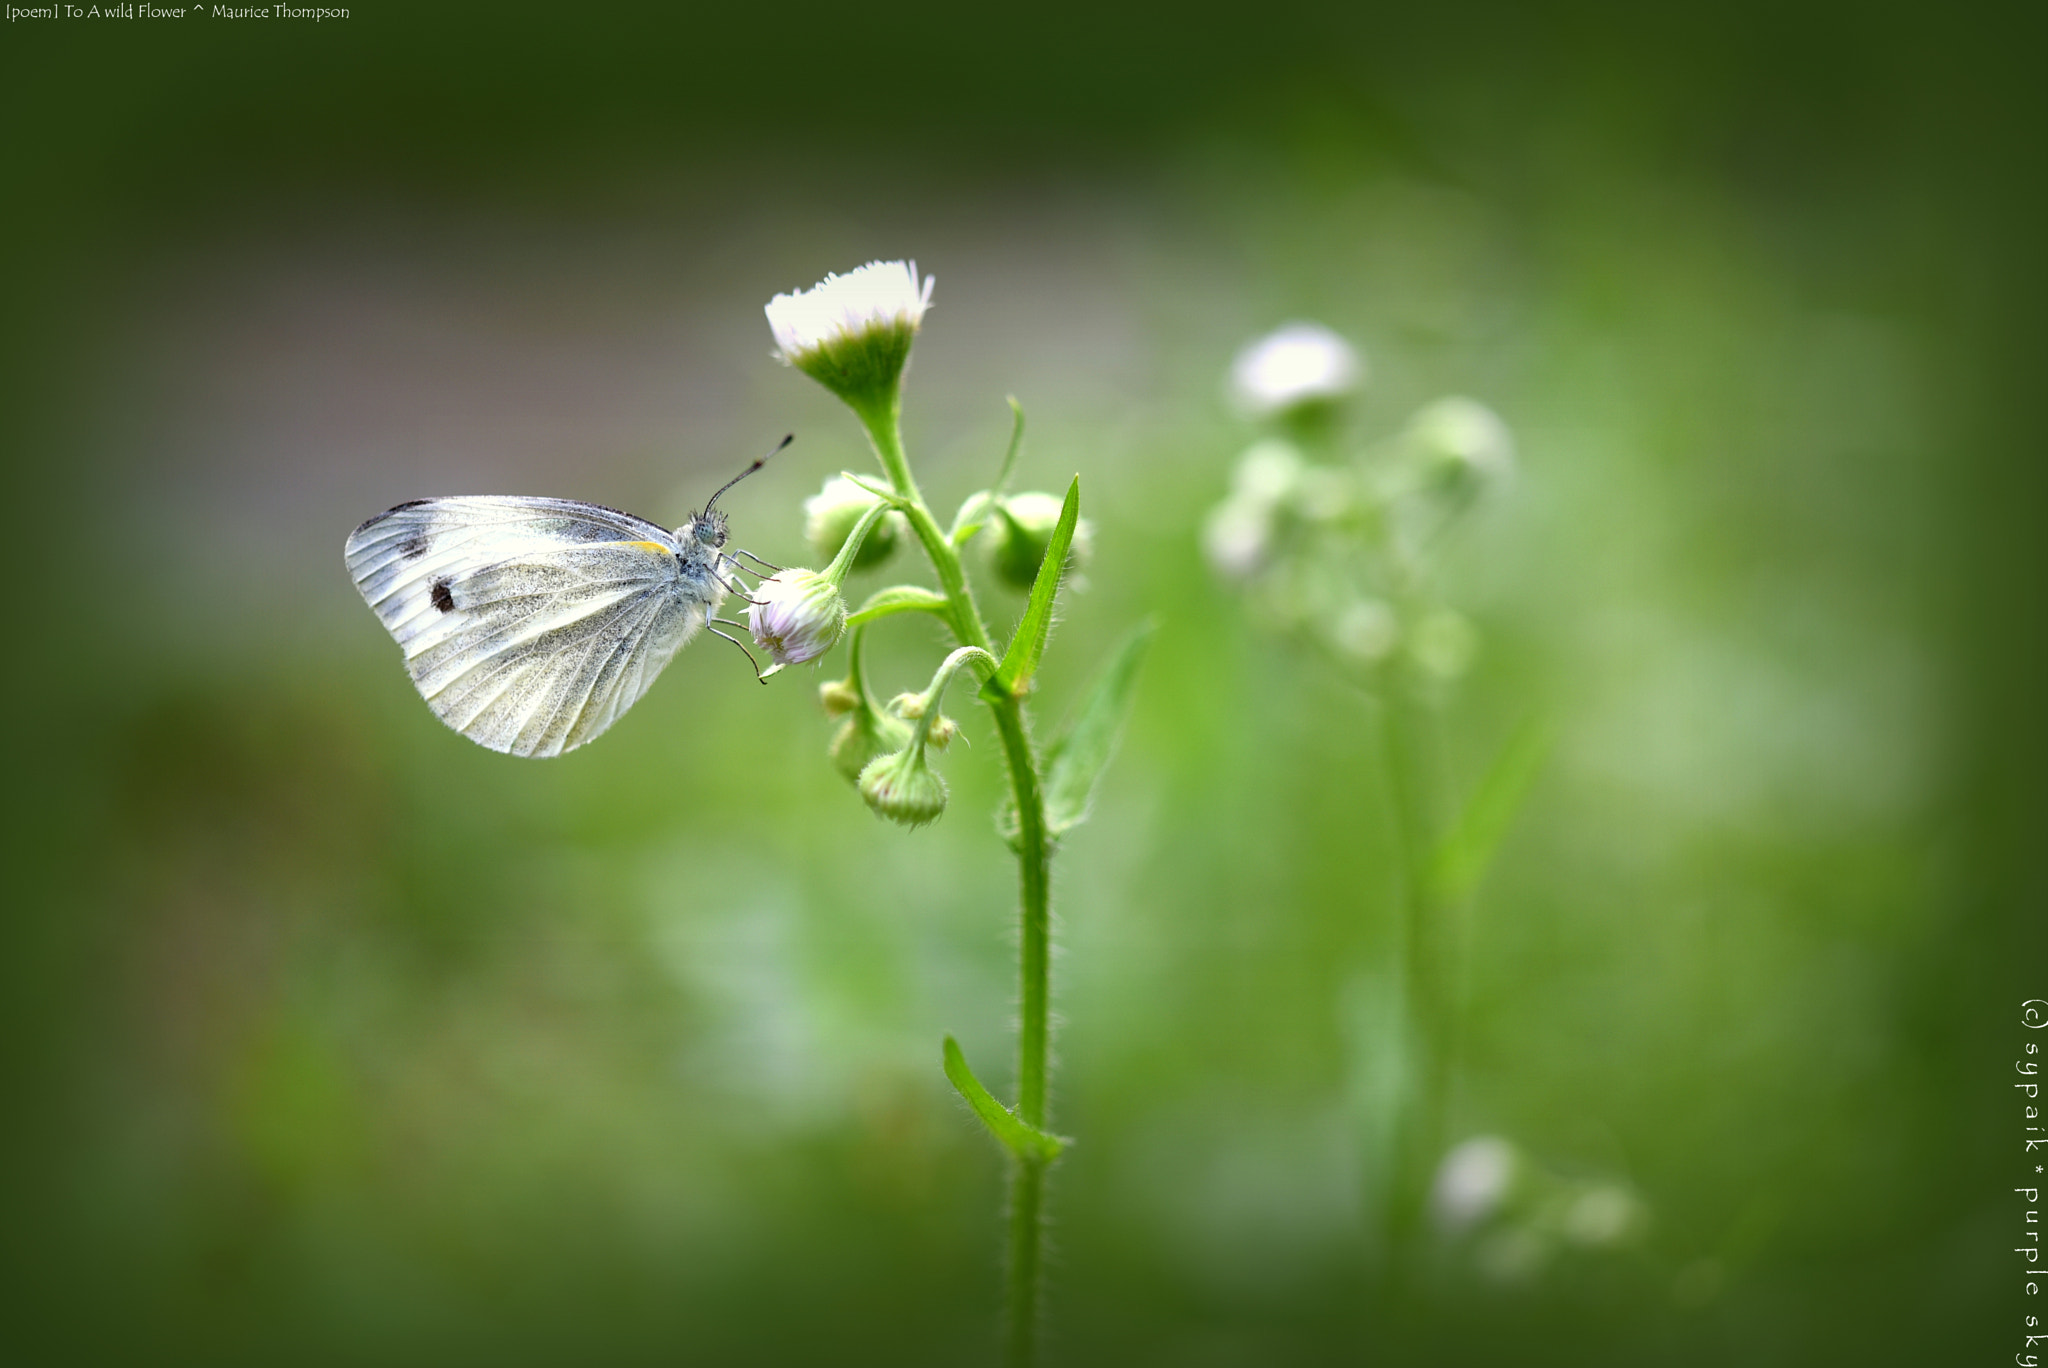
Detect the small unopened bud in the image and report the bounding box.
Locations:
[1407,397,1514,492]
[1433,1136,1519,1233]
[748,568,848,667]
[829,707,912,784]
[1331,599,1399,665]
[858,746,948,828]
[1203,496,1273,580]
[886,691,926,720]
[804,474,901,570]
[925,714,960,751]
[1230,439,1306,508]
[987,491,1094,592]
[818,678,860,716]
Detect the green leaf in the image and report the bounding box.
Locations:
[982,476,1078,701]
[846,584,950,628]
[1428,715,1554,904]
[1042,620,1155,835]
[942,1036,1067,1165]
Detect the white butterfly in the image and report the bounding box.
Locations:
[343,442,786,758]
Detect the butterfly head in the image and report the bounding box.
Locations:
[682,509,730,550]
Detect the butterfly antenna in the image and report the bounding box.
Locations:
[703,434,793,515]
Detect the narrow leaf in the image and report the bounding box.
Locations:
[1042,620,1155,835]
[942,1036,1067,1164]
[1428,715,1554,904]
[846,584,950,627]
[984,476,1079,701]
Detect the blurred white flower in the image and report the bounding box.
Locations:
[766,259,933,363]
[1230,322,1365,418]
[1407,396,1515,485]
[1231,439,1308,506]
[1331,599,1399,665]
[1433,1135,1517,1232]
[1203,499,1273,580]
[1561,1184,1644,1248]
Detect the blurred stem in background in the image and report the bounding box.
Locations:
[1204,324,1533,1268]
[1382,686,1451,1250]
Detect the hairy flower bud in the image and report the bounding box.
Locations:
[858,745,948,828]
[829,707,912,784]
[987,491,1094,591]
[804,474,901,570]
[748,568,848,667]
[818,677,861,717]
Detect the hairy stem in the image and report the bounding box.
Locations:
[859,392,1054,1365]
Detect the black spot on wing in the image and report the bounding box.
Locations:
[431,579,455,613]
[396,529,431,559]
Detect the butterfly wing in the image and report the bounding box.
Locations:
[344,497,722,757]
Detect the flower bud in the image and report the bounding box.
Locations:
[804,474,902,570]
[1202,497,1273,580]
[924,714,960,752]
[987,491,1094,592]
[748,568,848,667]
[1230,439,1306,509]
[886,691,926,720]
[1330,598,1399,665]
[1406,397,1514,493]
[818,677,860,717]
[765,260,934,413]
[858,746,948,828]
[1432,1136,1520,1233]
[828,706,912,785]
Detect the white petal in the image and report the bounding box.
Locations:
[764,260,934,359]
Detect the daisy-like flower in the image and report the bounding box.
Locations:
[1230,321,1365,418]
[765,260,935,412]
[747,569,848,669]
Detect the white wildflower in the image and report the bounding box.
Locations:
[765,259,934,364]
[1433,1135,1518,1232]
[1230,322,1365,418]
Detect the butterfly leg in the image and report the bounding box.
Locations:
[730,548,785,575]
[714,562,766,605]
[707,623,771,683]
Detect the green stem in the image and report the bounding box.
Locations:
[1381,685,1450,1250]
[855,389,1054,1366]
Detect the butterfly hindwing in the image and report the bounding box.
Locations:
[344,497,721,757]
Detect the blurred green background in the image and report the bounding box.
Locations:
[3,2,2042,1363]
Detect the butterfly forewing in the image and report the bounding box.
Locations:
[344,497,720,758]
